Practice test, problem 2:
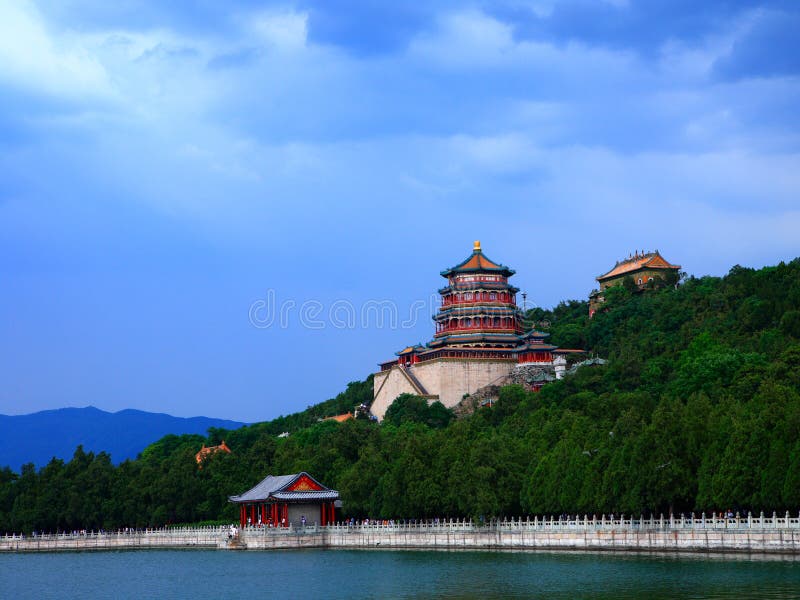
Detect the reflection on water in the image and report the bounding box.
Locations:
[1,549,800,599]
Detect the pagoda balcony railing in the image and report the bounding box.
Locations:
[421,349,516,361]
[435,312,521,322]
[441,298,516,307]
[438,282,517,294]
[434,326,523,336]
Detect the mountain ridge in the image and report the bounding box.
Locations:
[0,406,246,471]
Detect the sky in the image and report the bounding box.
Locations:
[1,0,798,422]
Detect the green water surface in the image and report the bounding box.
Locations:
[1,549,799,599]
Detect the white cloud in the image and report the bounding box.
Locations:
[409,10,515,67]
[0,1,110,98]
[446,133,543,174]
[248,10,308,51]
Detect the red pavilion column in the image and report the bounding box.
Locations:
[329,502,335,524]
[321,503,326,526]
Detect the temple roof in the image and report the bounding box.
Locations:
[195,440,231,465]
[515,343,558,352]
[423,344,520,354]
[396,344,427,355]
[429,332,521,346]
[441,241,515,277]
[272,490,339,501]
[323,412,354,423]
[229,472,339,504]
[597,250,680,281]
[520,330,550,340]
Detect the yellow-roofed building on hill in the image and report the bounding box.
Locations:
[589,250,681,317]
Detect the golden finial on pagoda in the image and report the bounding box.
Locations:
[474,240,481,251]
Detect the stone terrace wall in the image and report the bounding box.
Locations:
[4,514,800,554]
[0,526,228,552]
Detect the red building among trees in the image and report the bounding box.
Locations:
[229,472,340,528]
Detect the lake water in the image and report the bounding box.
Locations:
[2,549,799,599]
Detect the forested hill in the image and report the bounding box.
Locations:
[1,259,799,533]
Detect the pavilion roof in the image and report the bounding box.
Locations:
[429,332,521,346]
[441,241,515,277]
[396,344,427,356]
[273,491,339,501]
[514,343,558,352]
[323,412,354,423]
[423,343,520,353]
[597,251,680,281]
[195,440,232,465]
[520,329,550,340]
[229,472,339,504]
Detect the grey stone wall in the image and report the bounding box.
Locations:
[5,518,800,555]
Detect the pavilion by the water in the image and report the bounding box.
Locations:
[229,472,340,528]
[372,241,578,420]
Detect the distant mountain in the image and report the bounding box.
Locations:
[0,406,246,472]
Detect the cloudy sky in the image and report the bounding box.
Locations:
[1,0,798,422]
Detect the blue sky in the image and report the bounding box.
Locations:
[1,0,798,422]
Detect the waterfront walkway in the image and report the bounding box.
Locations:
[3,513,800,554]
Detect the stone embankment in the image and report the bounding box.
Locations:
[3,514,800,554]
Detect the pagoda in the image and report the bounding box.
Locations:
[431,240,523,351]
[372,242,573,420]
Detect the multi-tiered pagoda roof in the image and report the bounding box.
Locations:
[377,242,575,372]
[431,241,522,350]
[373,243,584,415]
